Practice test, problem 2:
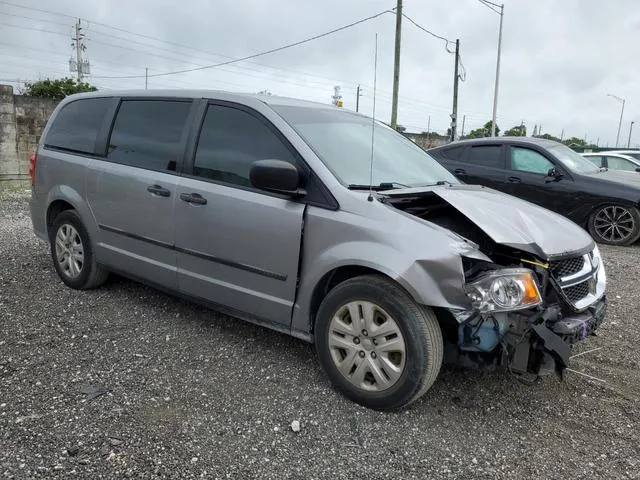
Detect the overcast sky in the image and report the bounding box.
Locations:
[1,0,639,147]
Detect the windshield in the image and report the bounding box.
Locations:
[272,105,458,187]
[547,144,600,173]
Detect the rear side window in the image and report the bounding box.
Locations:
[192,104,297,188]
[466,145,503,168]
[45,98,111,154]
[107,100,192,172]
[606,156,637,171]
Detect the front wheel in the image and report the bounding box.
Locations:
[315,275,443,411]
[588,205,640,246]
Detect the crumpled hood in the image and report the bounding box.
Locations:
[384,184,594,260]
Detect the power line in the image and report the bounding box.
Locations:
[92,10,394,79]
[399,12,455,53]
[0,10,71,27]
[476,0,501,15]
[0,20,69,37]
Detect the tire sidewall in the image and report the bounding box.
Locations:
[588,205,640,246]
[49,210,94,289]
[315,278,434,410]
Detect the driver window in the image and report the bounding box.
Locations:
[510,147,555,175]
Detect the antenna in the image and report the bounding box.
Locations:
[367,33,379,202]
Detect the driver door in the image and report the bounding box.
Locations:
[503,145,578,216]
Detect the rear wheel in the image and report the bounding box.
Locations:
[49,210,108,289]
[588,205,640,246]
[315,275,443,410]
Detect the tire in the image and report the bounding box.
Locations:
[315,275,443,411]
[49,210,108,289]
[587,205,640,246]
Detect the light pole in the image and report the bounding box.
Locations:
[477,0,505,137]
[607,93,625,147]
[628,121,635,148]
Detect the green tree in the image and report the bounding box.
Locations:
[22,77,97,100]
[503,124,526,137]
[535,133,562,142]
[465,120,499,138]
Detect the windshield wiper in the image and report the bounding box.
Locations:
[348,182,410,191]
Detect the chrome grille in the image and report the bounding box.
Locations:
[551,251,601,310]
[564,281,591,303]
[550,257,585,278]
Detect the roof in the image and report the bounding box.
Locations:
[441,136,561,148]
[64,88,338,110]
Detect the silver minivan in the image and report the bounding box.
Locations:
[30,90,607,410]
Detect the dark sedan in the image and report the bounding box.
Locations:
[429,137,640,246]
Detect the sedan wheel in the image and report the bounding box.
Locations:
[588,205,640,246]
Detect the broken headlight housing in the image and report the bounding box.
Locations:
[465,268,542,313]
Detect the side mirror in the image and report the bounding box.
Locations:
[636,167,640,173]
[250,159,305,197]
[547,167,562,178]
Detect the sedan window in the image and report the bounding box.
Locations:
[583,155,603,167]
[466,145,503,168]
[510,147,554,174]
[606,156,638,172]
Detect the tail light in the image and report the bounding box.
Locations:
[28,152,37,186]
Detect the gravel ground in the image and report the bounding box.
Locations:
[1,189,639,479]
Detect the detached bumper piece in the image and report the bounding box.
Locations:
[508,296,606,378]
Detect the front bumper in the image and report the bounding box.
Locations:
[508,296,607,376]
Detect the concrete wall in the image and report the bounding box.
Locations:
[0,84,59,185]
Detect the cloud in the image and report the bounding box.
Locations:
[0,0,638,145]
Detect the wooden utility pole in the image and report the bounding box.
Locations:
[450,39,460,142]
[390,0,402,130]
[356,85,361,112]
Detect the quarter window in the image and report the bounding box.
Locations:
[192,105,297,188]
[510,147,555,174]
[107,100,192,172]
[45,98,111,154]
[466,145,503,168]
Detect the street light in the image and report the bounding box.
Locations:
[477,0,504,137]
[607,93,625,147]
[628,121,635,148]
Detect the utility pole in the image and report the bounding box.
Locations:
[628,121,635,148]
[427,115,431,134]
[450,38,460,142]
[356,85,362,112]
[461,115,466,137]
[607,94,625,147]
[490,4,504,137]
[145,67,148,89]
[390,0,402,130]
[70,19,89,81]
[560,128,564,141]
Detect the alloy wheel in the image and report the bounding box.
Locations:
[593,206,636,243]
[54,224,84,279]
[328,301,406,392]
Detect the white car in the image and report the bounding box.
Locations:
[581,151,640,173]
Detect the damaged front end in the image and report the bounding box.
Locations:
[382,185,607,380]
[452,249,606,379]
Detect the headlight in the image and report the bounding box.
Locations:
[465,268,542,312]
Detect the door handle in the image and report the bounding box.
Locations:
[507,176,522,183]
[180,193,207,205]
[454,168,467,175]
[147,184,171,197]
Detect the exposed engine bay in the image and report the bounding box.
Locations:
[382,188,607,380]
